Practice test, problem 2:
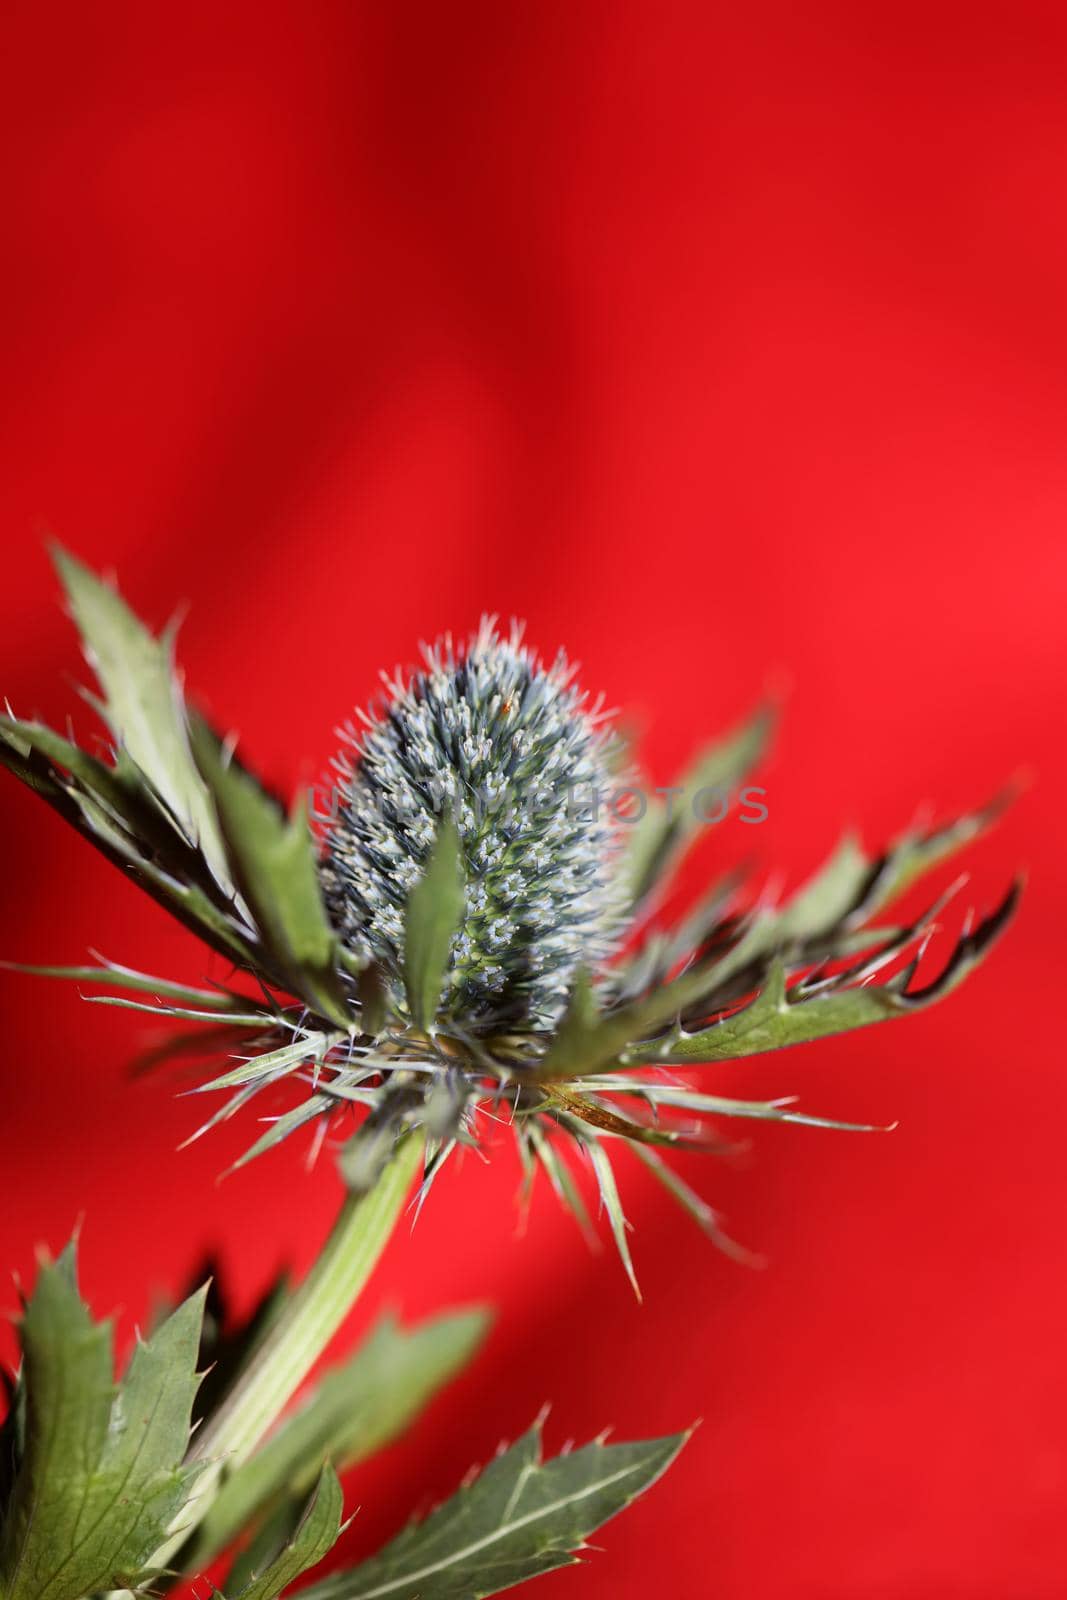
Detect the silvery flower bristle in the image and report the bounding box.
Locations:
[321,618,626,1033]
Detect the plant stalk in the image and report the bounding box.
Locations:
[146,1134,422,1580]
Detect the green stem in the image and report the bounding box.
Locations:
[150,1135,422,1577]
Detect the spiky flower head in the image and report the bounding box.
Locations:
[321,620,625,1035]
[0,550,1021,1289]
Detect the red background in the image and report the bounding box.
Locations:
[1,5,1064,1596]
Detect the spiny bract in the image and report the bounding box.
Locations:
[320,619,626,1034]
[0,550,1020,1286]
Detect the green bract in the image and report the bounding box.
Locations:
[0,550,1024,1600]
[0,1248,205,1600]
[0,1242,675,1600]
[0,549,1020,1286]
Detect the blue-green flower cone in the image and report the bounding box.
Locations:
[321,619,626,1033]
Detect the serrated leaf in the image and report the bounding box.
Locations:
[180,1262,292,1431]
[847,785,1018,924]
[633,957,898,1063]
[0,1245,205,1600]
[535,953,748,1082]
[191,719,352,1029]
[0,1247,113,1600]
[773,833,870,943]
[298,1418,687,1600]
[402,817,466,1031]
[50,545,233,894]
[222,1497,308,1595]
[538,801,1019,1084]
[0,715,262,972]
[0,716,158,842]
[223,1465,345,1600]
[617,787,1017,1047]
[625,880,1019,1064]
[191,1306,491,1567]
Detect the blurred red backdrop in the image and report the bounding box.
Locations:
[1,4,1065,1596]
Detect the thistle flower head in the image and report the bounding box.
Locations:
[0,550,1021,1293]
[321,619,626,1034]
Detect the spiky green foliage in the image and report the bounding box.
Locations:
[0,1248,676,1600]
[219,1466,346,1600]
[0,551,1020,1290]
[0,1246,205,1600]
[297,1416,687,1600]
[188,1305,491,1570]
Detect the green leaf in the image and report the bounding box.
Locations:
[773,834,870,943]
[190,1306,491,1567]
[337,1086,427,1195]
[846,785,1018,924]
[0,717,157,842]
[622,703,774,905]
[228,1093,338,1171]
[585,1139,641,1301]
[357,964,388,1036]
[50,545,232,894]
[402,817,466,1031]
[298,1418,687,1600]
[570,1077,885,1132]
[87,995,271,1027]
[191,718,352,1029]
[534,970,602,1076]
[0,958,255,1012]
[538,794,1020,1085]
[536,952,752,1082]
[185,1263,292,1431]
[526,1124,596,1243]
[635,957,900,1063]
[0,715,262,972]
[0,1365,26,1520]
[224,1465,345,1600]
[614,787,1017,1056]
[0,1245,204,1600]
[222,1498,307,1594]
[625,879,1020,1064]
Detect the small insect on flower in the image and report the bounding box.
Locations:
[0,550,1022,1291]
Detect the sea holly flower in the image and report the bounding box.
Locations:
[319,617,629,1034]
[0,549,1020,1292]
[0,550,1021,1596]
